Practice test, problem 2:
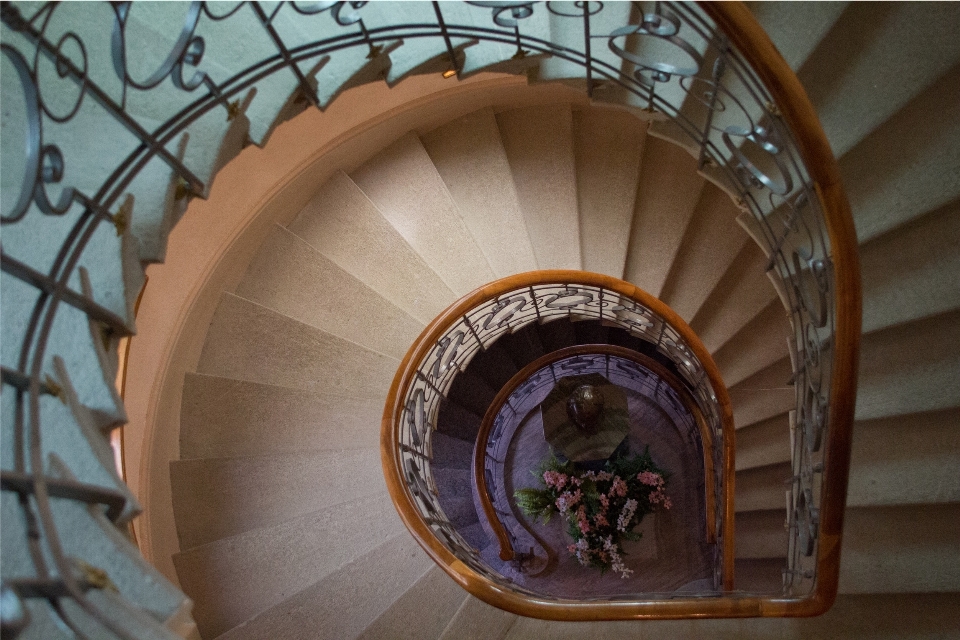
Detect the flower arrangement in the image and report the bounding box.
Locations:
[514,447,671,578]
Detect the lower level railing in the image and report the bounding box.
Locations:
[382,271,736,615]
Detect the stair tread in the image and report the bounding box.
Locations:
[421,107,538,278]
[179,373,383,459]
[798,2,960,158]
[690,241,778,354]
[357,565,467,640]
[497,104,582,270]
[288,170,457,325]
[350,132,496,296]
[574,107,646,279]
[196,292,396,398]
[728,358,795,430]
[439,595,517,640]
[173,492,403,639]
[659,185,749,322]
[217,533,432,640]
[171,448,384,549]
[840,64,960,244]
[855,308,960,421]
[236,224,424,360]
[711,300,792,388]
[623,136,705,298]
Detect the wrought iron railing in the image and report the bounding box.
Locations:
[383,271,736,612]
[1,0,858,631]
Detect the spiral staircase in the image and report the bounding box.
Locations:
[3,1,960,639]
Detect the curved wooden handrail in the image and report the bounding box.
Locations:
[383,270,737,612]
[475,344,724,565]
[382,0,861,617]
[702,1,862,616]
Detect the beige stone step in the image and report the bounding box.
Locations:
[840,64,960,243]
[622,136,705,298]
[749,1,849,71]
[196,292,396,399]
[797,2,960,158]
[288,170,456,325]
[659,185,749,322]
[179,374,383,459]
[839,503,960,593]
[855,308,960,421]
[735,462,791,513]
[496,104,581,270]
[439,595,518,640]
[420,108,538,278]
[357,565,467,640]
[795,593,960,639]
[711,301,792,388]
[173,492,403,639]
[728,357,795,430]
[735,414,791,472]
[236,224,424,360]
[689,241,778,354]
[735,509,788,560]
[573,107,646,279]
[733,558,786,594]
[350,132,495,296]
[847,407,960,507]
[216,533,433,640]
[860,198,960,334]
[171,448,384,549]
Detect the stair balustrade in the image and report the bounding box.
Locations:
[1,1,859,635]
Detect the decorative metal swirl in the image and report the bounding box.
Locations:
[1,0,853,632]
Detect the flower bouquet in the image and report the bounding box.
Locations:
[513,447,671,578]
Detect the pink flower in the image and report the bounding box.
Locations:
[543,470,568,489]
[610,476,628,498]
[595,513,609,527]
[599,494,610,511]
[638,471,664,487]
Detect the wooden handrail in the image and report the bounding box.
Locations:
[383,270,738,613]
[382,0,860,617]
[701,1,862,616]
[475,344,724,564]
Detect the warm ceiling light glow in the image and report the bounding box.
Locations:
[442,68,457,79]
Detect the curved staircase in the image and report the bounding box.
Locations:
[173,4,960,626]
[3,1,960,638]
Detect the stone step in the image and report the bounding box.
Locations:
[855,308,960,421]
[436,398,483,443]
[840,63,960,243]
[750,1,849,72]
[170,448,384,550]
[420,107,538,278]
[623,136,705,298]
[236,224,424,360]
[734,414,791,472]
[728,358,795,430]
[288,170,456,325]
[735,509,788,560]
[573,107,646,279]
[798,2,960,158]
[689,241,778,354]
[357,565,467,640]
[860,198,960,334]
[195,292,396,399]
[735,462,791,513]
[839,503,960,593]
[658,185,749,323]
[179,373,383,459]
[216,533,432,640]
[431,431,476,471]
[350,132,495,296]
[846,407,960,507]
[439,595,517,640]
[173,492,403,639]
[711,300,792,388]
[497,104,581,270]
